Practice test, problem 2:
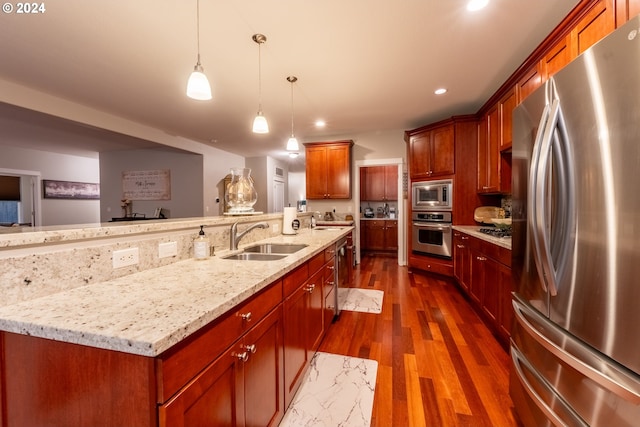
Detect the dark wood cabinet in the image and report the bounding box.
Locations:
[160,306,284,427]
[360,220,397,253]
[453,231,470,293]
[282,254,325,408]
[406,122,454,179]
[360,165,398,201]
[453,231,512,348]
[304,140,353,199]
[477,105,500,194]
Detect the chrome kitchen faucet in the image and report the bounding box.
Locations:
[230,221,269,250]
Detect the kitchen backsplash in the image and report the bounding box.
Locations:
[0,214,310,307]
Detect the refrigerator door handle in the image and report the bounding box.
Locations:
[532,96,561,296]
[528,100,552,295]
[511,345,587,427]
[513,297,640,404]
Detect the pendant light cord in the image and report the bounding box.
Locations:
[258,42,263,109]
[290,79,295,136]
[196,0,202,66]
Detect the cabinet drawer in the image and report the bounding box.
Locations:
[283,263,309,297]
[156,280,283,403]
[324,245,336,263]
[308,252,325,276]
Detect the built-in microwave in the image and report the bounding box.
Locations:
[411,179,453,211]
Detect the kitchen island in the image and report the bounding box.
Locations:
[0,225,352,427]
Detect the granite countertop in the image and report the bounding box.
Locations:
[0,227,352,357]
[453,225,512,250]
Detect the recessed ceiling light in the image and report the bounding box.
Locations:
[467,0,489,12]
[434,88,448,95]
[315,119,326,128]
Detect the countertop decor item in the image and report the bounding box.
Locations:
[473,206,501,224]
[225,167,258,213]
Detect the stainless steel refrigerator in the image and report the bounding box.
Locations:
[511,15,640,427]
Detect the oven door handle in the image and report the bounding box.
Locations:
[412,222,451,232]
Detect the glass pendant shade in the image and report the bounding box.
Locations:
[286,136,299,151]
[252,111,269,133]
[187,63,212,100]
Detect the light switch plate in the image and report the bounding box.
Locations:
[159,241,178,258]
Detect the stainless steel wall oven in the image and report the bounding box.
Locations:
[411,211,452,258]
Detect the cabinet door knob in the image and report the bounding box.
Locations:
[234,351,249,362]
[244,344,257,354]
[305,283,316,293]
[239,312,252,322]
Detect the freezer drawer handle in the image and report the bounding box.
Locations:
[513,298,640,404]
[511,345,587,427]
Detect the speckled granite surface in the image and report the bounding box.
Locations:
[0,227,351,357]
[453,225,512,250]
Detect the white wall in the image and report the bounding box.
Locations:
[99,149,204,221]
[0,146,100,226]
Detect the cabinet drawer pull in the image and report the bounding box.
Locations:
[244,344,257,354]
[476,256,487,261]
[326,281,335,286]
[461,236,469,240]
[456,244,465,249]
[234,351,249,362]
[305,284,316,293]
[327,266,335,271]
[239,312,252,322]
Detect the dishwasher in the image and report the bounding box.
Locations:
[331,236,348,319]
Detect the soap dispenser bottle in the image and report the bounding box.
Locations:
[193,225,210,260]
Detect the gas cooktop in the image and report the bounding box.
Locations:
[479,227,512,238]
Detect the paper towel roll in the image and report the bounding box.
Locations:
[282,207,297,235]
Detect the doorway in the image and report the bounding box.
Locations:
[355,159,406,266]
[0,168,41,227]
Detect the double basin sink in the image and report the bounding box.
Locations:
[222,243,308,261]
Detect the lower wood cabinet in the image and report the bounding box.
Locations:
[453,231,512,347]
[282,253,325,408]
[361,220,398,252]
[0,241,341,427]
[159,305,284,427]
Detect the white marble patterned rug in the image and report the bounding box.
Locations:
[339,288,384,314]
[279,352,378,427]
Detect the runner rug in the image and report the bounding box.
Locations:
[279,351,378,427]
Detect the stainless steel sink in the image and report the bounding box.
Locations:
[243,243,308,254]
[222,253,287,261]
[314,226,346,231]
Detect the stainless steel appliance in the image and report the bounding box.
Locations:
[411,179,452,211]
[328,236,349,319]
[411,211,452,258]
[511,16,640,426]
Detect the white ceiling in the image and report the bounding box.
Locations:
[0,0,580,163]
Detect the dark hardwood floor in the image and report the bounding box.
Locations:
[318,253,518,427]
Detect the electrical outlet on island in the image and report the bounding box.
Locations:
[113,247,139,269]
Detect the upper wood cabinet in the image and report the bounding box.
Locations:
[541,34,571,80]
[570,0,615,57]
[360,165,398,201]
[516,64,543,104]
[477,105,500,194]
[304,140,353,200]
[616,0,640,25]
[406,122,455,179]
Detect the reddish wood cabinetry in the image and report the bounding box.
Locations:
[360,220,397,253]
[406,122,455,179]
[452,231,512,348]
[360,165,398,201]
[304,141,353,199]
[282,253,326,408]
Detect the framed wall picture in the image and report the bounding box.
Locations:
[42,180,100,200]
[122,169,171,201]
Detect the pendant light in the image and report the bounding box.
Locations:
[286,76,299,152]
[251,34,269,133]
[186,0,212,100]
